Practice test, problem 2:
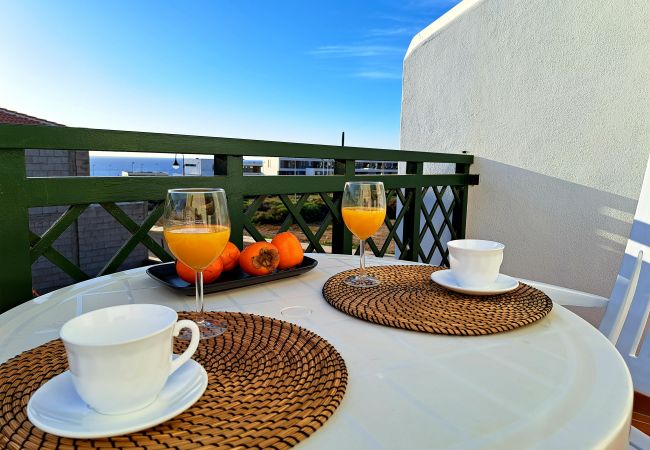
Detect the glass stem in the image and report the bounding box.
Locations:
[195,271,205,325]
[359,239,366,277]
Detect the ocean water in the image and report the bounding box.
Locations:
[90,156,215,176]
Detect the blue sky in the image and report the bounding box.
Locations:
[0,1,458,149]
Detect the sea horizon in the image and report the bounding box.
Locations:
[90,155,215,176]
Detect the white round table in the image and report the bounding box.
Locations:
[0,254,633,449]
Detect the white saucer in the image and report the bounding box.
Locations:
[430,270,519,296]
[27,358,208,439]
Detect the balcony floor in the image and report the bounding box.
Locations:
[634,392,650,436]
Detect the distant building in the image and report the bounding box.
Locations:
[0,107,89,177]
[355,160,398,175]
[278,158,334,176]
[259,157,397,176]
[0,107,147,294]
[0,107,63,127]
[181,157,202,176]
[121,171,169,176]
[243,159,263,175]
[187,157,263,176]
[261,157,280,176]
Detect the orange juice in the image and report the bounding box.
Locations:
[164,225,230,270]
[342,207,386,240]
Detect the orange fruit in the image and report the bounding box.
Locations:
[271,232,304,270]
[219,242,241,271]
[239,242,280,276]
[176,258,223,284]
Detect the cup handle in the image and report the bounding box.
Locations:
[169,319,200,376]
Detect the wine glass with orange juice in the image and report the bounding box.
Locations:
[342,181,386,287]
[163,188,230,339]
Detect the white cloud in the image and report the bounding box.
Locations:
[366,26,421,37]
[310,45,403,57]
[353,71,402,80]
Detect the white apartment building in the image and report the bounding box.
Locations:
[259,157,398,176]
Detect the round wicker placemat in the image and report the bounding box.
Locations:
[323,265,552,336]
[0,312,348,450]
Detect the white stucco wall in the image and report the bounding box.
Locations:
[260,157,280,176]
[401,0,650,296]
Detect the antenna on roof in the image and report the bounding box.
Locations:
[341,131,345,147]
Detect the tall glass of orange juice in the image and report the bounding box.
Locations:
[342,181,386,287]
[163,188,230,339]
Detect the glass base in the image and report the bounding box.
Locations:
[344,275,381,288]
[178,320,226,340]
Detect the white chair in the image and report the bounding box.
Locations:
[631,426,650,450]
[521,251,647,450]
[517,153,650,448]
[519,250,643,347]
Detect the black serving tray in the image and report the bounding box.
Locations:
[146,256,318,295]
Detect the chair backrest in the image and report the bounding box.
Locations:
[605,250,644,345]
[599,156,650,394]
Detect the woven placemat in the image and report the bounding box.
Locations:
[323,265,552,336]
[0,311,348,450]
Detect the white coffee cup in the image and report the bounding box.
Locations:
[60,304,200,415]
[448,239,505,288]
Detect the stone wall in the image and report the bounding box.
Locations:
[27,148,148,294]
[77,203,149,280]
[31,202,149,294]
[25,149,89,177]
[30,206,79,292]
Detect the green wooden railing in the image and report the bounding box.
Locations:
[0,124,479,312]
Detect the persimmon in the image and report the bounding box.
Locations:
[219,242,241,271]
[239,242,280,276]
[271,232,304,270]
[176,258,223,284]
